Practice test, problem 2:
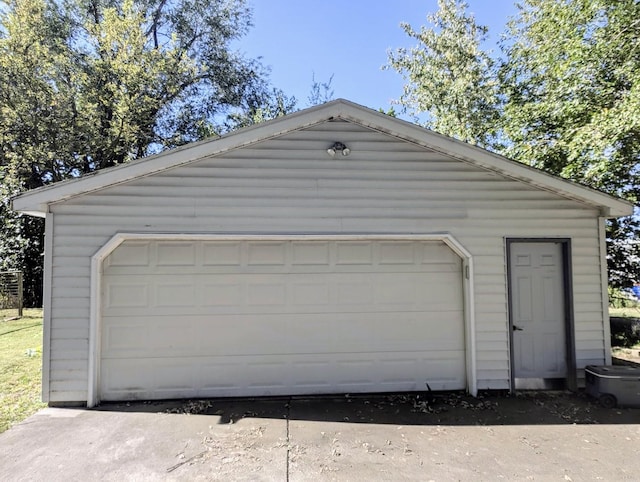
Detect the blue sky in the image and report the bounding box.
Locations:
[239,1,519,112]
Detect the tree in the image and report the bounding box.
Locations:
[0,167,44,306]
[389,0,640,287]
[500,0,640,287]
[222,73,337,131]
[500,0,640,198]
[0,0,272,305]
[386,0,500,148]
[223,88,298,131]
[307,73,334,106]
[0,0,75,305]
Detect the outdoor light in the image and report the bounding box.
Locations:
[327,141,350,157]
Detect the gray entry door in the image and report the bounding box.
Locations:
[509,242,567,380]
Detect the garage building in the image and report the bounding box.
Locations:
[12,99,633,406]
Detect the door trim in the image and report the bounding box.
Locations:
[88,232,477,407]
[506,238,576,392]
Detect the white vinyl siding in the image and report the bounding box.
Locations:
[47,120,604,402]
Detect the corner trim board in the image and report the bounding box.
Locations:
[598,218,612,365]
[41,212,54,403]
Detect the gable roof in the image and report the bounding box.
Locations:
[11,98,634,217]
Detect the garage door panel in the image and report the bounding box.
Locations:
[154,359,198,391]
[291,241,330,265]
[202,246,240,267]
[150,321,196,352]
[103,262,461,276]
[102,310,464,358]
[103,239,460,275]
[203,282,243,306]
[292,282,331,305]
[102,359,199,399]
[335,242,373,264]
[247,242,287,265]
[106,242,149,267]
[103,321,147,352]
[102,350,466,401]
[102,302,460,317]
[155,282,196,307]
[156,242,196,266]
[100,239,466,401]
[103,271,462,315]
[378,241,415,264]
[106,283,148,308]
[101,358,152,394]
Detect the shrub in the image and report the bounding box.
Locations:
[610,317,640,348]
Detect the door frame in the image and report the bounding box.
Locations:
[88,232,477,407]
[506,238,577,392]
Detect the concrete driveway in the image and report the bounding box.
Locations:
[1,392,639,481]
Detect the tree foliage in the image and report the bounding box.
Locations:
[500,0,640,201]
[1,0,268,175]
[0,0,272,305]
[223,88,297,131]
[0,168,43,306]
[224,73,335,130]
[389,0,640,287]
[500,0,640,288]
[307,73,334,107]
[0,0,338,306]
[386,0,500,148]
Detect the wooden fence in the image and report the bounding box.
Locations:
[0,271,23,321]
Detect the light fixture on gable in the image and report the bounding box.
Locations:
[327,141,350,157]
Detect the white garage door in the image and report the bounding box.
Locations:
[100,239,465,401]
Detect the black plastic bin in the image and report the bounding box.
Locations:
[585,365,640,408]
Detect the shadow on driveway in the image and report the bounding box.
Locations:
[96,390,640,426]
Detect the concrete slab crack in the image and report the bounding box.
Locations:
[285,398,291,482]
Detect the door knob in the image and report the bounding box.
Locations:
[512,325,523,331]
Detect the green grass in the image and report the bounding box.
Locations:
[0,308,46,433]
[0,307,22,322]
[609,306,640,319]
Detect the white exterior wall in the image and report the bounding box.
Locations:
[46,120,605,402]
